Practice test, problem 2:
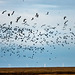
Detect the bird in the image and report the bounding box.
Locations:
[0,10,75,63]
[64,16,66,20]
[3,23,6,26]
[11,11,15,15]
[23,19,26,22]
[46,12,49,15]
[2,10,7,14]
[49,58,51,60]
[41,24,46,27]
[31,17,34,20]
[8,13,10,16]
[64,20,68,25]
[10,21,12,25]
[16,16,21,22]
[35,13,39,18]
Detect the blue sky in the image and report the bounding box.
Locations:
[0,0,75,67]
[0,0,75,10]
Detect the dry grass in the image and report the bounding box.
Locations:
[0,67,75,75]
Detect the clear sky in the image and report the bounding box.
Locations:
[0,0,75,67]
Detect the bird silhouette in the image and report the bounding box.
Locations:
[64,20,68,25]
[0,10,75,63]
[64,16,66,20]
[35,13,39,18]
[31,17,34,20]
[11,11,15,15]
[2,10,7,14]
[16,16,21,22]
[8,13,10,16]
[23,19,26,22]
[46,12,49,15]
[10,21,12,25]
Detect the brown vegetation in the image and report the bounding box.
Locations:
[0,67,75,75]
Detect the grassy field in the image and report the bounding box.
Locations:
[0,67,75,75]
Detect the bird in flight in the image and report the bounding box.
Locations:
[11,11,15,15]
[64,20,68,25]
[2,10,7,14]
[31,17,34,20]
[8,13,10,16]
[10,21,12,25]
[35,13,39,18]
[46,12,49,15]
[23,19,26,22]
[64,16,66,20]
[16,16,21,22]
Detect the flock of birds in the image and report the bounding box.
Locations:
[0,10,75,61]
